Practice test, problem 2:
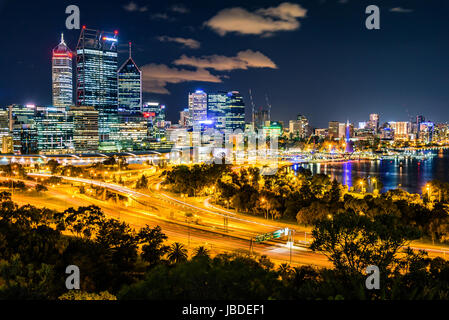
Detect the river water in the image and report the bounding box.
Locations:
[293,149,449,194]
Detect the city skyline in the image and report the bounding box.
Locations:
[0,0,448,128]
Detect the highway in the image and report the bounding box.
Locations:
[23,172,449,264]
[24,173,330,267]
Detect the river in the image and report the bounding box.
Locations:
[293,149,449,194]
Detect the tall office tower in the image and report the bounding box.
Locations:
[35,107,74,154]
[369,113,379,131]
[328,121,339,139]
[143,102,166,140]
[207,91,228,132]
[8,104,38,154]
[0,108,10,151]
[76,27,119,142]
[118,42,142,113]
[225,91,245,132]
[296,114,310,138]
[416,115,425,138]
[70,106,99,153]
[143,102,166,127]
[179,108,190,127]
[419,122,434,143]
[289,120,300,137]
[52,34,73,107]
[338,122,347,139]
[188,90,208,127]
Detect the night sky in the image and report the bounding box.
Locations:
[0,0,448,128]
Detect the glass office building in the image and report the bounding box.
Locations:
[9,104,38,154]
[76,27,119,143]
[142,102,166,140]
[52,33,73,107]
[207,91,227,132]
[118,43,142,113]
[225,91,245,132]
[35,107,74,154]
[70,106,99,153]
[188,90,208,127]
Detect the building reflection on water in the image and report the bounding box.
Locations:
[292,150,449,194]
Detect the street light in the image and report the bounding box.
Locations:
[260,197,268,219]
[426,183,431,200]
[359,180,364,193]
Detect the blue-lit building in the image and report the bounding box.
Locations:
[207,91,227,132]
[76,27,119,143]
[118,43,142,113]
[188,90,208,128]
[225,91,245,132]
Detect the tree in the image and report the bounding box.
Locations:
[135,174,148,189]
[137,225,169,267]
[46,160,60,174]
[193,246,210,259]
[56,205,105,239]
[310,211,420,275]
[167,242,188,264]
[35,184,48,193]
[103,156,116,166]
[58,291,117,300]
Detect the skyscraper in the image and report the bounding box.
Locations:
[118,42,142,113]
[368,114,379,132]
[76,27,119,142]
[35,107,74,154]
[52,33,73,107]
[328,121,339,139]
[70,106,99,153]
[9,104,38,154]
[188,90,208,127]
[225,91,245,132]
[207,91,228,132]
[142,102,166,140]
[179,108,190,127]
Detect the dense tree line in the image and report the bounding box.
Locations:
[163,164,449,244]
[2,189,449,300]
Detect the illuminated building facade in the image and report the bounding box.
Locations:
[70,106,99,153]
[207,91,227,132]
[328,121,339,139]
[368,113,379,132]
[0,109,10,151]
[225,91,245,132]
[118,43,142,113]
[419,122,434,143]
[117,112,149,151]
[9,104,38,154]
[76,27,119,142]
[188,90,208,127]
[52,34,73,107]
[263,121,283,137]
[35,107,74,154]
[390,121,411,140]
[143,102,166,140]
[179,108,190,127]
[1,136,13,154]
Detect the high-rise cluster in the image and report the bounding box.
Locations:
[187,90,245,132]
